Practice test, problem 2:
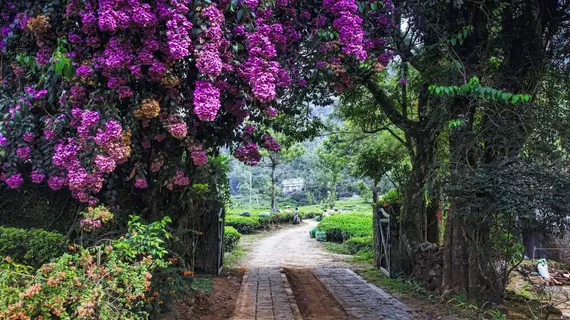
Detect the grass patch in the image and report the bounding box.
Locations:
[353,248,374,264]
[324,242,351,255]
[224,247,246,269]
[359,269,427,297]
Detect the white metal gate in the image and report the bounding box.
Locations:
[378,207,391,276]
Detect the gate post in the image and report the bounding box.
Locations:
[389,210,402,277]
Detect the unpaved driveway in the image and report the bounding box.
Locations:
[240,219,352,268]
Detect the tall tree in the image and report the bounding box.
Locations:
[260,133,305,209]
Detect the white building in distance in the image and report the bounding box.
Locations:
[282,178,305,193]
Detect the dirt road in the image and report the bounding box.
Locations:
[240,219,353,268]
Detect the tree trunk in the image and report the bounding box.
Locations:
[372,179,382,268]
[400,133,438,272]
[270,163,276,210]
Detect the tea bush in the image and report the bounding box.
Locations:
[225,216,260,234]
[345,236,373,255]
[0,227,66,268]
[270,212,294,224]
[224,227,242,252]
[317,213,373,242]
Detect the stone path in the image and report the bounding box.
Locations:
[315,268,415,320]
[233,268,416,320]
[232,221,416,320]
[233,268,301,320]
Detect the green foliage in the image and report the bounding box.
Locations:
[113,216,172,260]
[270,211,294,224]
[0,217,173,319]
[0,227,66,268]
[192,183,210,193]
[449,25,473,46]
[345,236,373,255]
[380,188,403,205]
[317,213,373,242]
[224,216,260,234]
[323,242,351,254]
[305,191,316,205]
[353,248,374,264]
[488,310,508,320]
[355,180,371,203]
[360,269,428,297]
[223,227,242,253]
[429,76,531,104]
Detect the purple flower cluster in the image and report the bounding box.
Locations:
[16,146,32,160]
[168,122,187,140]
[134,177,148,189]
[76,65,94,78]
[325,0,367,60]
[167,170,190,190]
[263,135,281,152]
[94,155,116,173]
[166,8,193,60]
[264,107,278,118]
[80,218,102,232]
[191,151,209,167]
[194,81,221,121]
[244,125,256,135]
[195,4,224,77]
[234,142,261,166]
[23,133,35,143]
[48,176,67,191]
[31,170,45,184]
[4,174,24,189]
[240,20,290,104]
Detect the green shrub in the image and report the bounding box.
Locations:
[380,188,403,205]
[309,227,318,238]
[0,216,172,319]
[345,236,373,254]
[318,213,373,242]
[225,216,260,234]
[0,227,66,268]
[270,211,294,224]
[224,226,242,252]
[301,211,317,219]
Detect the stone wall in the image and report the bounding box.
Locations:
[412,243,443,292]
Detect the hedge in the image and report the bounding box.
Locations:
[317,213,373,242]
[345,236,373,255]
[223,226,242,252]
[0,227,67,268]
[225,216,260,234]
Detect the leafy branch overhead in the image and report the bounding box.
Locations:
[429,76,532,104]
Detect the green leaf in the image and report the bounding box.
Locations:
[463,28,469,38]
[370,2,377,10]
[512,95,520,104]
[501,92,509,101]
[451,38,457,46]
[436,87,442,95]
